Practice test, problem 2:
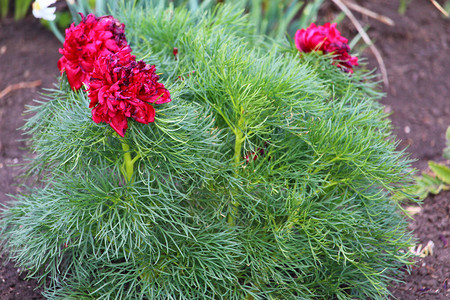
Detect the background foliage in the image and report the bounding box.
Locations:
[0,0,32,20]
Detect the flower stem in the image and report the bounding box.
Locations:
[233,131,244,166]
[233,109,245,167]
[49,21,64,44]
[228,113,245,226]
[121,142,134,183]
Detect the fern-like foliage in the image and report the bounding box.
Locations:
[1,1,417,299]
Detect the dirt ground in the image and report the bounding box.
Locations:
[344,1,450,299]
[0,1,448,299]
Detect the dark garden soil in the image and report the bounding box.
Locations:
[0,1,448,299]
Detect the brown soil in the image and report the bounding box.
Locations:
[0,1,448,299]
[339,1,450,298]
[0,15,60,300]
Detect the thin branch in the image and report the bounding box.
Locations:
[0,80,42,99]
[341,0,395,26]
[331,0,389,87]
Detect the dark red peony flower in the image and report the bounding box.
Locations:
[58,13,128,90]
[295,22,358,73]
[88,48,172,137]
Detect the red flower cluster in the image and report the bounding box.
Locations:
[88,48,171,137]
[295,23,358,73]
[58,13,172,137]
[58,14,128,90]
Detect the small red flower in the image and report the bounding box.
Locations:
[295,23,358,73]
[88,48,171,137]
[244,142,270,163]
[57,13,128,90]
[244,148,265,163]
[173,47,178,57]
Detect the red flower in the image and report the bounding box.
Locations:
[244,142,270,163]
[88,48,171,137]
[244,148,265,163]
[57,13,128,90]
[295,23,358,73]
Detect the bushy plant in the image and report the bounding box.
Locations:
[1,1,417,299]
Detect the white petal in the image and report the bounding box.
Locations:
[33,6,56,21]
[42,7,56,21]
[32,9,41,19]
[39,0,57,6]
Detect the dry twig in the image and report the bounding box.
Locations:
[341,0,395,26]
[429,0,449,17]
[0,80,42,99]
[331,0,389,87]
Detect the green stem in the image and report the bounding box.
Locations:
[95,0,105,15]
[228,113,245,226]
[122,142,134,183]
[131,153,142,164]
[233,130,244,166]
[49,21,64,44]
[233,109,246,167]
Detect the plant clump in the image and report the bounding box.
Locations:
[1,1,417,299]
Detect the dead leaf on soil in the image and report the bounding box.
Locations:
[410,240,435,257]
[405,205,422,216]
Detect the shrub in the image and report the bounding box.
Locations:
[1,1,416,299]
